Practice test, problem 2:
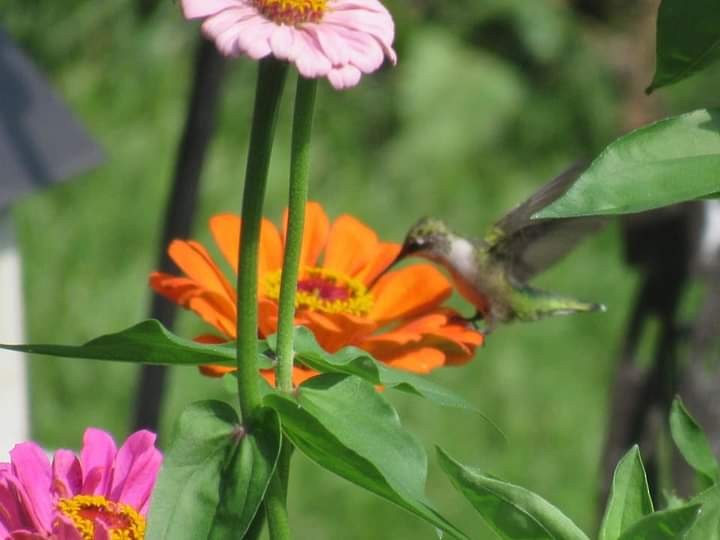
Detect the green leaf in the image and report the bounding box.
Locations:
[616,504,701,540]
[0,319,272,368]
[146,401,281,540]
[535,110,720,219]
[264,374,468,540]
[686,485,720,540]
[279,327,485,415]
[598,446,653,540]
[670,397,719,482]
[436,447,589,540]
[648,0,720,92]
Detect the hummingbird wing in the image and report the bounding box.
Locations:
[485,163,607,283]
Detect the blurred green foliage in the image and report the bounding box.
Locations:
[4,0,719,538]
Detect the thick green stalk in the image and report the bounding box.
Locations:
[274,76,318,393]
[235,58,291,540]
[264,473,292,540]
[235,58,288,416]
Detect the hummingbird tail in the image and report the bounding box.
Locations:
[541,299,606,317]
[518,287,606,320]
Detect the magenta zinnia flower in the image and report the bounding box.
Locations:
[181,0,397,90]
[0,428,161,539]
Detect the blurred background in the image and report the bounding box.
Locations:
[4,0,720,537]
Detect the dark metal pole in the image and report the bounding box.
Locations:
[136,0,162,20]
[132,36,227,431]
[598,206,694,520]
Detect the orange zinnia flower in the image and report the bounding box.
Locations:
[150,202,483,386]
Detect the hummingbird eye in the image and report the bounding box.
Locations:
[403,236,425,255]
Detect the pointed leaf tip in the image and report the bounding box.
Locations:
[599,445,653,540]
[437,447,589,540]
[670,396,719,482]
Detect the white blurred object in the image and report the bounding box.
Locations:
[698,200,720,270]
[0,209,28,461]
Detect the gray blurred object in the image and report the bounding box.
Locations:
[0,28,103,203]
[0,26,103,458]
[599,200,720,517]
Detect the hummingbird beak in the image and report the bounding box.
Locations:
[389,243,412,269]
[367,242,412,289]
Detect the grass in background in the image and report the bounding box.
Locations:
[6,0,712,537]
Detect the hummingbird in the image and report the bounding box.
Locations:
[392,164,607,332]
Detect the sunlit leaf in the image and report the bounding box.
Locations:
[0,319,272,368]
[535,110,720,219]
[616,504,701,540]
[598,445,653,540]
[146,401,281,540]
[648,0,720,92]
[264,374,468,540]
[686,485,720,540]
[275,327,485,414]
[670,397,719,483]
[437,447,589,540]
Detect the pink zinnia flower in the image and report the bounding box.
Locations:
[181,0,397,90]
[0,428,162,539]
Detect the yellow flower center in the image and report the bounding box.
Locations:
[254,0,328,25]
[56,495,145,540]
[263,267,374,316]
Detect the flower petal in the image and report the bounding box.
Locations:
[261,366,318,387]
[80,429,117,496]
[302,311,376,352]
[282,202,330,270]
[0,475,43,535]
[383,347,445,374]
[148,273,203,306]
[327,64,362,90]
[303,24,351,67]
[209,214,241,273]
[200,6,258,40]
[181,0,244,19]
[198,364,236,377]
[269,25,296,60]
[53,514,84,540]
[323,214,378,275]
[258,220,284,277]
[211,215,283,278]
[360,310,483,370]
[168,240,235,301]
[292,31,333,78]
[109,430,162,515]
[258,298,279,338]
[92,520,112,540]
[150,273,236,338]
[354,242,401,286]
[51,450,82,500]
[238,19,276,59]
[9,443,52,532]
[369,264,451,324]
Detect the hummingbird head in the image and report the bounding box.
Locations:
[396,217,453,263]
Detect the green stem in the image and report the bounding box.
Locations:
[278,439,294,503]
[274,76,319,393]
[244,509,265,540]
[265,472,292,540]
[235,58,288,416]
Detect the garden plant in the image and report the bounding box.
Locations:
[3,0,720,538]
